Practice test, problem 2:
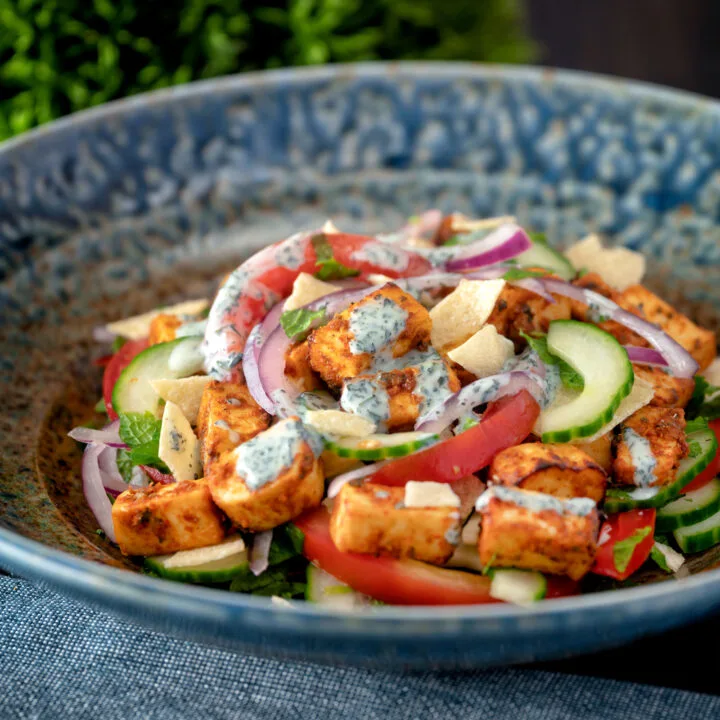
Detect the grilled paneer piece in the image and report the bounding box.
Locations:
[341,355,461,431]
[568,273,647,346]
[485,284,572,349]
[330,483,463,565]
[489,443,607,503]
[148,313,183,345]
[632,364,694,408]
[573,433,613,473]
[196,381,271,476]
[477,487,599,580]
[112,479,226,556]
[612,407,688,487]
[308,284,431,387]
[207,418,324,532]
[285,341,322,393]
[617,285,717,371]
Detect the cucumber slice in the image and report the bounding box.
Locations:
[537,321,633,442]
[305,565,370,608]
[113,336,204,415]
[144,536,248,583]
[325,431,439,461]
[515,237,575,281]
[603,427,718,513]
[674,506,720,553]
[657,478,720,532]
[489,569,547,606]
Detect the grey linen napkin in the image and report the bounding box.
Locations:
[0,576,717,720]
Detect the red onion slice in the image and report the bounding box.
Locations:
[415,371,545,434]
[326,460,392,499]
[68,422,126,448]
[445,224,532,272]
[624,346,669,368]
[511,277,557,304]
[258,286,376,416]
[93,326,117,343]
[82,443,117,542]
[250,530,273,576]
[541,279,699,379]
[97,446,129,493]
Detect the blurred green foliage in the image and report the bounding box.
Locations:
[0,0,534,141]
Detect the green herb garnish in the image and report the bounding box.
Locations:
[613,526,652,573]
[118,411,170,473]
[522,332,584,391]
[280,307,327,341]
[311,234,361,281]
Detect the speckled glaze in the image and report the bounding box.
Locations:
[1,63,720,668]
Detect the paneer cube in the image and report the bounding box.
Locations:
[573,433,613,473]
[207,418,324,531]
[477,486,599,580]
[148,313,184,345]
[112,479,226,556]
[485,284,572,349]
[308,284,431,387]
[632,364,694,408]
[447,325,515,378]
[340,353,461,431]
[330,483,462,565]
[618,285,716,371]
[565,234,646,291]
[612,406,688,487]
[429,279,507,352]
[568,273,647,347]
[196,380,271,476]
[489,443,607,503]
[285,341,322,393]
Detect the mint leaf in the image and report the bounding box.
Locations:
[116,449,135,483]
[280,307,327,341]
[521,332,584,391]
[112,336,126,352]
[128,442,170,473]
[229,561,306,598]
[613,526,652,573]
[268,524,305,566]
[503,268,551,282]
[650,544,671,573]
[119,411,161,446]
[311,234,360,281]
[688,440,703,458]
[528,232,548,245]
[94,397,108,414]
[443,234,465,247]
[686,416,710,435]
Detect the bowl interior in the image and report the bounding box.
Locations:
[1,62,720,584]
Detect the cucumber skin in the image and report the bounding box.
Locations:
[112,336,201,415]
[143,555,249,584]
[657,479,720,532]
[540,321,633,443]
[325,434,437,461]
[603,429,718,514]
[674,511,720,553]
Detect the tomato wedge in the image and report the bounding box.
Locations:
[369,390,540,487]
[293,506,577,605]
[102,338,148,420]
[682,419,720,494]
[591,508,656,581]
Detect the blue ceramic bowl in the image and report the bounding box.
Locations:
[1,63,720,668]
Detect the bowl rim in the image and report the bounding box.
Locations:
[2,60,720,628]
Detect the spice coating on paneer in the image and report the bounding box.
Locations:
[485,284,572,349]
[148,313,184,346]
[612,406,688,487]
[285,341,322,393]
[308,284,431,387]
[617,285,717,371]
[330,483,463,565]
[631,364,694,408]
[489,443,607,503]
[196,380,271,476]
[207,419,324,531]
[477,489,599,580]
[112,479,226,556]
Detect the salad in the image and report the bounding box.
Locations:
[71,211,720,607]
